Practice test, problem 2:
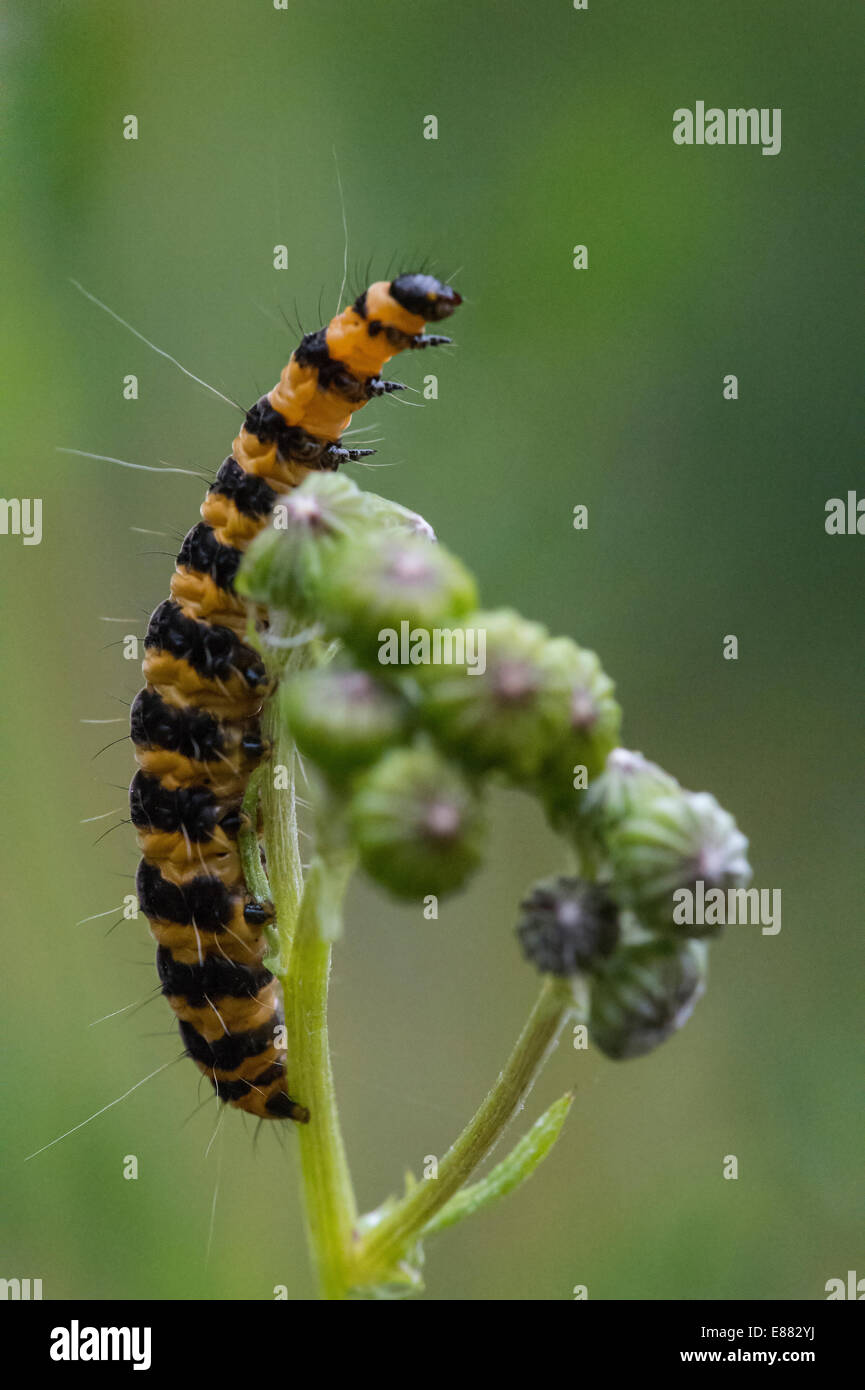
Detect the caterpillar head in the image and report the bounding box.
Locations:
[390,272,461,322]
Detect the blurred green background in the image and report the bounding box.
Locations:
[2,0,862,1301]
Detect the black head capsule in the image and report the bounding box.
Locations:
[390,273,462,322]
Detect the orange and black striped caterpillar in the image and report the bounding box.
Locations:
[130,274,461,1123]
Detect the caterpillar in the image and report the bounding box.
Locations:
[130,273,461,1123]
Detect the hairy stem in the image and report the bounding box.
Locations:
[240,765,271,905]
[279,855,358,1300]
[261,722,305,973]
[261,622,358,1299]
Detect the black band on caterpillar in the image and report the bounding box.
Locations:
[130,772,239,842]
[156,948,274,1005]
[179,1016,282,1072]
[137,861,236,930]
[244,398,377,468]
[294,329,406,402]
[132,689,227,760]
[144,600,266,688]
[216,1068,285,1104]
[176,523,243,590]
[130,271,460,1123]
[209,457,278,518]
[131,688,265,765]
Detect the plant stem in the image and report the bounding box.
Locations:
[260,634,358,1299]
[279,855,358,1300]
[261,717,305,973]
[239,765,271,905]
[351,975,579,1287]
[254,621,356,1299]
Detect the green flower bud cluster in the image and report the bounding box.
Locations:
[516,872,709,1060]
[238,474,750,1072]
[238,473,625,902]
[516,747,750,1061]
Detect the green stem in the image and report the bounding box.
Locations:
[259,616,326,966]
[239,765,271,905]
[279,856,358,1300]
[351,976,579,1287]
[261,718,305,972]
[259,619,357,1298]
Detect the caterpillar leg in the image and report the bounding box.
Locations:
[409,333,453,349]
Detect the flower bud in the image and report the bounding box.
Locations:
[350,746,484,898]
[534,640,621,825]
[582,748,680,834]
[315,532,478,664]
[516,876,620,977]
[236,472,371,616]
[360,491,437,541]
[280,666,411,777]
[418,610,576,782]
[606,788,751,938]
[589,938,708,1060]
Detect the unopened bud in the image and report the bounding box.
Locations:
[589,938,708,1060]
[281,667,411,777]
[315,533,477,663]
[361,491,437,541]
[350,746,484,898]
[236,472,370,616]
[583,748,680,834]
[419,610,576,782]
[516,876,620,977]
[535,640,621,825]
[607,788,751,938]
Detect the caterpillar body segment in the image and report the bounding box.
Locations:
[257,274,461,467]
[130,272,460,1122]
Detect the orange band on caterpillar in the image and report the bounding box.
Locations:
[130,273,461,1123]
